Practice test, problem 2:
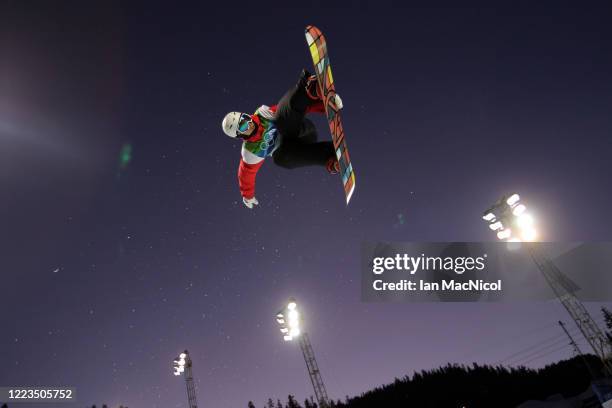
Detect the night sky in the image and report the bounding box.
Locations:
[2,2,612,407]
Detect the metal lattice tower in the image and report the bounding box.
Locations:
[184,359,198,408]
[173,350,199,408]
[298,332,330,408]
[530,247,612,377]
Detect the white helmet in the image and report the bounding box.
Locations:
[221,112,242,138]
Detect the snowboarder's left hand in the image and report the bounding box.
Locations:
[243,196,259,209]
[334,94,343,110]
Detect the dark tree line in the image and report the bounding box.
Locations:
[248,396,321,408]
[250,355,605,408]
[88,405,127,408]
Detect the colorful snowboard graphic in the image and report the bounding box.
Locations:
[305,25,356,204]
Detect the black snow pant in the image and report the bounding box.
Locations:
[272,76,334,169]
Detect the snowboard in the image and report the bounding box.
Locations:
[305,25,356,204]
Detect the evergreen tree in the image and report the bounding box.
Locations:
[266,398,275,408]
[304,397,317,408]
[287,395,300,408]
[248,401,257,408]
[603,307,612,328]
[602,307,612,344]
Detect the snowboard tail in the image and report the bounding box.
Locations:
[305,25,356,204]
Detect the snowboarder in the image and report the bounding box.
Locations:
[221,69,343,209]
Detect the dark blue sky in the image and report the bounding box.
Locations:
[1,2,612,407]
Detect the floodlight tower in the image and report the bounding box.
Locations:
[172,350,199,408]
[275,298,330,408]
[482,193,612,376]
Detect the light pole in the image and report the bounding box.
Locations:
[482,193,612,377]
[276,298,330,408]
[173,350,199,408]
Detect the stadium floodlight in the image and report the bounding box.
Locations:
[506,193,520,206]
[489,221,503,231]
[276,297,302,342]
[482,212,496,222]
[481,193,537,242]
[172,351,189,376]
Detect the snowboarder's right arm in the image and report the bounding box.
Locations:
[238,146,264,207]
[238,159,263,200]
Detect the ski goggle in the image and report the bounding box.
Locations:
[237,113,253,135]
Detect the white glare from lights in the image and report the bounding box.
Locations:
[521,228,537,242]
[276,298,302,342]
[512,204,526,216]
[517,213,533,229]
[179,353,187,359]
